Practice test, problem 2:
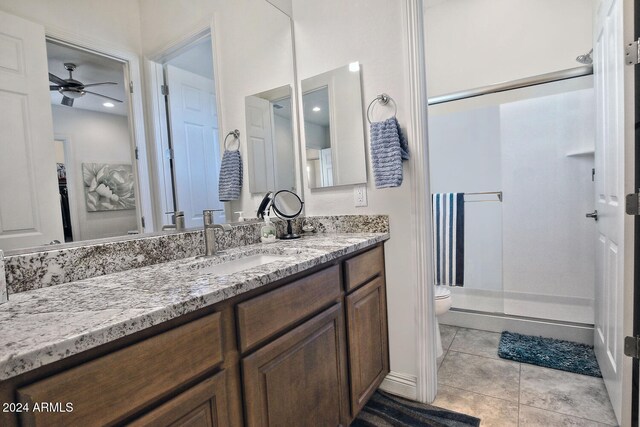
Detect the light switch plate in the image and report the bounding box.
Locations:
[354,185,368,207]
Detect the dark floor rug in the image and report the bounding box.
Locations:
[498,331,602,377]
[351,390,480,427]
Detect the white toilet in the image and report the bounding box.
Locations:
[434,286,452,357]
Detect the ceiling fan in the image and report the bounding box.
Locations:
[48,63,123,107]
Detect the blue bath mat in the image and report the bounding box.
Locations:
[498,331,602,378]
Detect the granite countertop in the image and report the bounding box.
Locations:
[0,233,389,381]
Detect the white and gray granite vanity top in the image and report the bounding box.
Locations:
[0,232,388,381]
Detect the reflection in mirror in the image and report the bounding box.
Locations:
[301,63,367,189]
[0,0,296,252]
[245,85,296,195]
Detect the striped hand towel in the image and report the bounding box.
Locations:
[370,117,409,189]
[432,193,465,286]
[218,149,243,202]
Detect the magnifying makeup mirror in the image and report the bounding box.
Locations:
[271,190,304,239]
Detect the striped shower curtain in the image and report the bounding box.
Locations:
[431,193,465,286]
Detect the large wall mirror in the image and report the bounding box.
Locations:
[0,0,297,252]
[301,63,367,189]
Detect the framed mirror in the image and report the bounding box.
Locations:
[301,63,367,189]
[0,0,297,252]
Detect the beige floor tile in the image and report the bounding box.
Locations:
[440,324,458,351]
[433,384,518,427]
[438,351,520,402]
[520,364,617,426]
[519,404,614,427]
[449,328,501,359]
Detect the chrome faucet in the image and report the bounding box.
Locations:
[162,211,186,231]
[202,209,232,256]
[0,250,7,304]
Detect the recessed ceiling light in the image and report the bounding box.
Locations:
[103,102,115,108]
[312,106,321,112]
[349,62,360,72]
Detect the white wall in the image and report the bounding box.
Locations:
[0,0,141,53]
[424,0,593,96]
[304,122,330,150]
[292,0,418,382]
[52,106,137,241]
[138,0,295,221]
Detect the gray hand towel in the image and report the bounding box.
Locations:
[370,117,409,188]
[218,149,243,201]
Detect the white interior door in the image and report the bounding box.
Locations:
[593,0,633,423]
[165,65,223,228]
[320,148,333,187]
[0,11,63,251]
[245,95,275,194]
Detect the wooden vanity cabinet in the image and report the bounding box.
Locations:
[0,243,388,427]
[127,371,229,427]
[345,276,389,416]
[242,304,350,427]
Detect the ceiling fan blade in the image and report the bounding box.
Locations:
[49,73,66,86]
[61,96,74,107]
[50,85,61,91]
[83,90,123,103]
[81,82,117,88]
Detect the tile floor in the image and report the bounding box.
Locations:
[433,325,619,427]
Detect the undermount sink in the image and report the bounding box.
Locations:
[194,254,290,276]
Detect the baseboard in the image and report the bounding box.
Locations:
[378,371,417,400]
[441,309,594,345]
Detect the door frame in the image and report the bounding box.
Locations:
[145,23,226,227]
[405,0,438,403]
[44,30,155,234]
[53,135,81,242]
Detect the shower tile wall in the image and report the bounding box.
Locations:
[428,76,595,323]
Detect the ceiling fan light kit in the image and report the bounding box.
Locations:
[48,62,123,107]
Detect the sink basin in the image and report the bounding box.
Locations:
[194,254,289,276]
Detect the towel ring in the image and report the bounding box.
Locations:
[366,93,397,124]
[224,129,241,151]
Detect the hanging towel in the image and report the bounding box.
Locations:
[218,149,243,202]
[370,117,409,189]
[432,193,465,286]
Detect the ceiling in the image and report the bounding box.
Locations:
[46,41,128,116]
[166,38,214,79]
[302,87,330,127]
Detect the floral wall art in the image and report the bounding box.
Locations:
[82,163,136,212]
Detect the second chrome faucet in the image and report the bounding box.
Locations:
[202,209,232,256]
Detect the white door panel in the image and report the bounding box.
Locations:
[166,65,223,228]
[0,11,63,250]
[245,95,275,193]
[593,0,630,422]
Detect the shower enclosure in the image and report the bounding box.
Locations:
[428,70,595,325]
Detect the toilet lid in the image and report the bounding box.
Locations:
[434,286,451,300]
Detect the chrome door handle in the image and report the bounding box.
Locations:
[586,210,598,221]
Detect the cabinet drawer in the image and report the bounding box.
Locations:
[17,312,223,427]
[344,246,384,292]
[127,371,229,427]
[236,265,341,353]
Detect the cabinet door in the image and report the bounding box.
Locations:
[127,371,229,427]
[345,276,389,417]
[242,304,349,427]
